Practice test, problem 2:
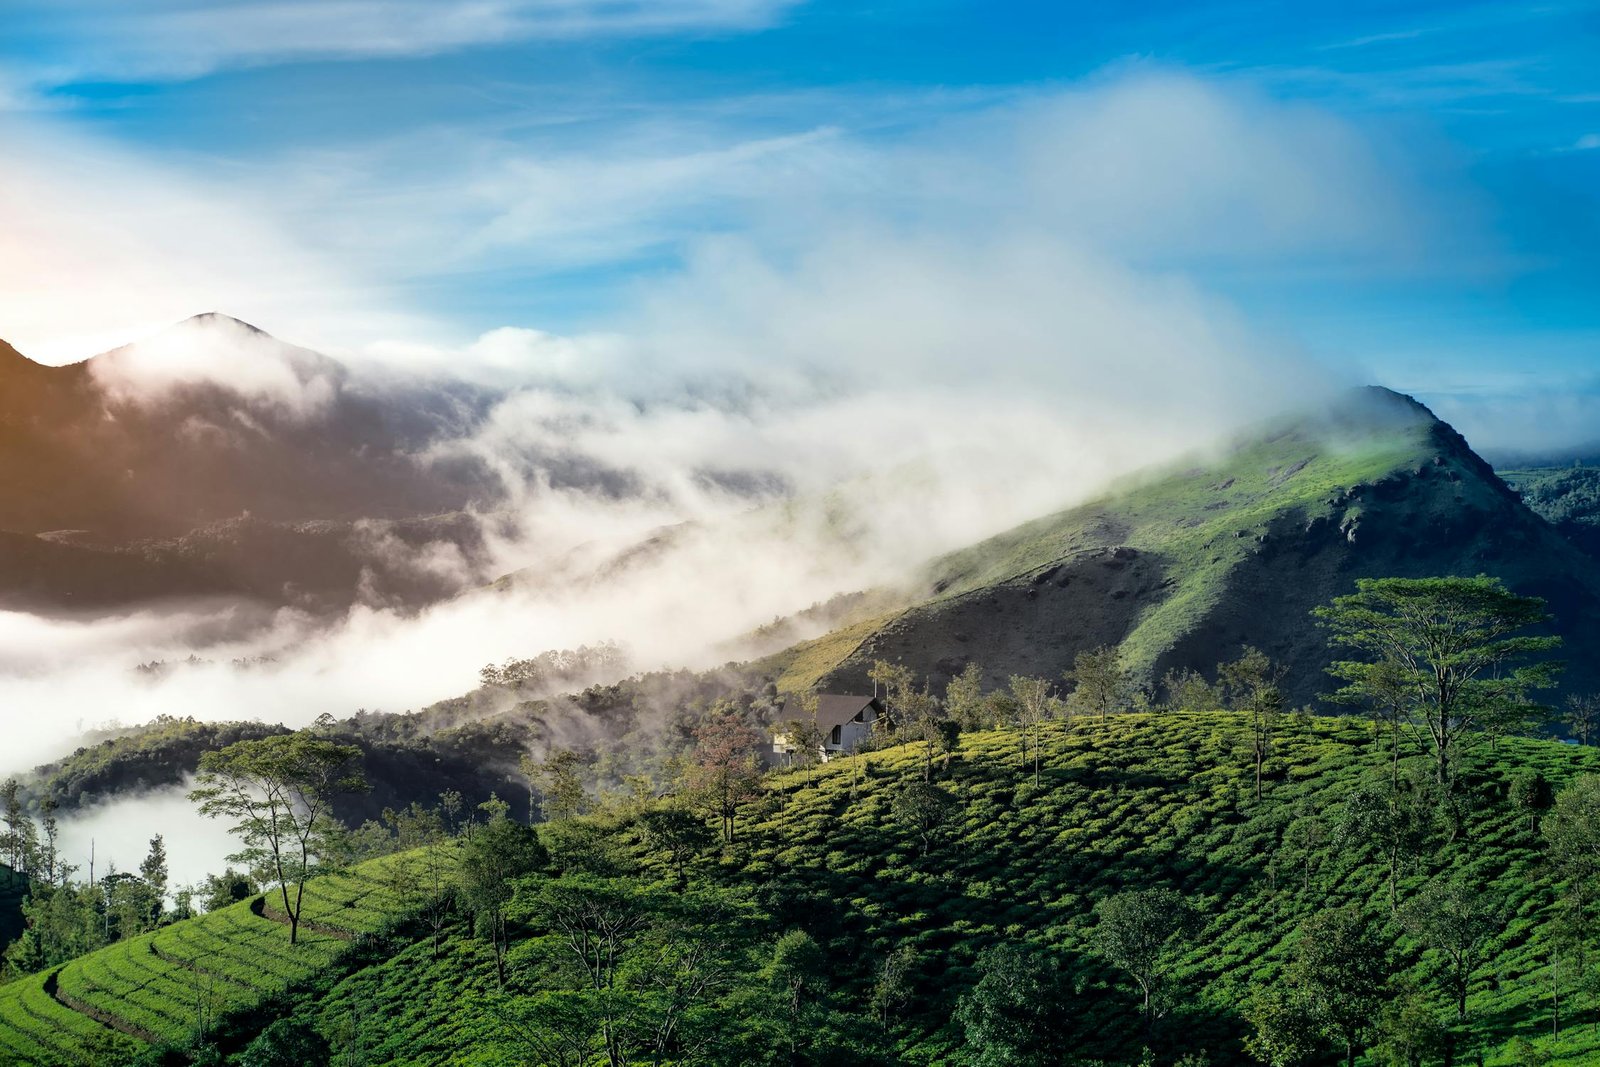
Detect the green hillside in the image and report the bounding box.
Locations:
[786,389,1600,705]
[1501,466,1600,561]
[69,713,1600,1066]
[0,850,428,1066]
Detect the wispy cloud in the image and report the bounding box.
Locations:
[4,69,1470,361]
[8,0,801,84]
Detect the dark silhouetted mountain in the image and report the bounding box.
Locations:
[0,316,504,611]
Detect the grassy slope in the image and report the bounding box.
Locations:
[747,715,1600,1065]
[773,391,1600,707]
[753,611,902,694]
[247,715,1600,1066]
[757,414,1427,696]
[785,394,1443,696]
[926,423,1426,674]
[0,851,427,1066]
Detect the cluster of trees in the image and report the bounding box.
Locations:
[477,642,629,692]
[0,801,203,980]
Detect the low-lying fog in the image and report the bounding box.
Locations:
[54,788,238,894]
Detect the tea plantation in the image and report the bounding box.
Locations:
[0,851,424,1065]
[151,712,1600,1067]
[6,714,1600,1065]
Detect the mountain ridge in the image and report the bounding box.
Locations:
[759,386,1600,706]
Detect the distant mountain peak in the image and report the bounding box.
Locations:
[173,312,271,336]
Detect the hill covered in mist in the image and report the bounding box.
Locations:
[766,387,1600,706]
[0,315,506,613]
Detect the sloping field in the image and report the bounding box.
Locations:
[0,851,431,1066]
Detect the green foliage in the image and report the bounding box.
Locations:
[1501,466,1600,532]
[1509,771,1555,832]
[890,780,957,856]
[1318,575,1561,787]
[1244,986,1322,1067]
[237,1017,331,1067]
[1066,645,1134,722]
[27,717,292,813]
[637,805,713,886]
[1095,888,1196,1033]
[0,848,424,1066]
[955,942,1074,1067]
[524,749,590,822]
[190,733,368,945]
[459,807,546,986]
[1284,907,1390,1063]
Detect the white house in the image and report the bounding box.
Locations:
[772,693,883,763]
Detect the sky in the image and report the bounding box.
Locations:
[0,0,1597,448]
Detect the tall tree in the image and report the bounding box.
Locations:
[1007,676,1053,783]
[1160,667,1219,714]
[1095,888,1195,1036]
[459,801,546,987]
[1065,645,1132,723]
[188,733,366,945]
[945,663,989,730]
[527,749,590,822]
[871,945,917,1029]
[0,779,37,876]
[1245,986,1322,1067]
[762,929,830,1064]
[1544,774,1600,1001]
[139,834,169,930]
[521,874,654,1067]
[1565,694,1600,746]
[1510,771,1555,834]
[1220,646,1286,801]
[868,660,916,731]
[1289,908,1391,1066]
[779,709,826,779]
[1317,576,1561,788]
[1400,879,1497,1065]
[638,806,713,888]
[684,706,764,844]
[890,779,956,857]
[897,686,946,782]
[1338,773,1440,915]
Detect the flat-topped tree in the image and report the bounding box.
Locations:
[189,733,366,944]
[1316,576,1561,789]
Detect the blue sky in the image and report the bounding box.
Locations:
[1,0,1597,449]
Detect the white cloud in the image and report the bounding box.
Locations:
[12,0,800,83]
[0,70,1460,364]
[0,115,439,363]
[88,314,345,420]
[1426,385,1600,456]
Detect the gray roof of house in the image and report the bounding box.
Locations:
[779,693,881,733]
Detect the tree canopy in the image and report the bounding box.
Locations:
[189,733,366,944]
[1317,576,1561,786]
